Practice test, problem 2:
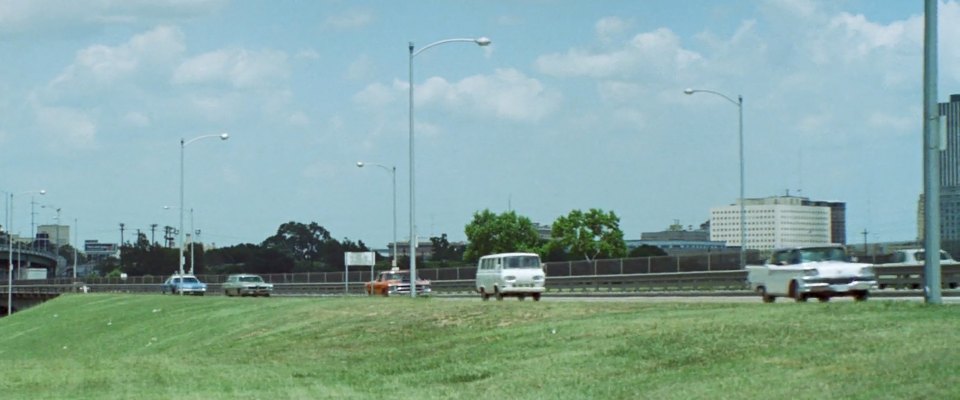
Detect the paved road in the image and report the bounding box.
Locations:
[443,291,960,304]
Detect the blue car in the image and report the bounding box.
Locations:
[161,275,207,296]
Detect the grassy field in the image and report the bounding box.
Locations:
[0,295,958,399]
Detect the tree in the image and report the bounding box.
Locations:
[429,234,465,267]
[463,209,541,262]
[549,209,627,261]
[205,243,295,275]
[262,221,339,270]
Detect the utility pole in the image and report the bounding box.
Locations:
[119,222,125,268]
[922,0,942,304]
[150,224,158,245]
[862,229,869,259]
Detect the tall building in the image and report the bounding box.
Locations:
[938,94,960,187]
[919,94,960,251]
[710,195,842,250]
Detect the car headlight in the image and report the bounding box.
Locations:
[860,266,875,277]
[803,269,819,277]
[533,275,545,281]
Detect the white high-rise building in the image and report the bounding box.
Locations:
[710,196,833,250]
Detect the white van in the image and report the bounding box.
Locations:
[475,252,546,301]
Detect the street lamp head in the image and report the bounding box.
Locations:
[356,161,365,168]
[219,133,229,140]
[475,37,492,46]
[683,88,695,95]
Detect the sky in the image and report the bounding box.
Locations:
[1,0,958,251]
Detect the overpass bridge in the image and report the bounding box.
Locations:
[0,247,58,276]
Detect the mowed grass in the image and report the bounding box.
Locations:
[0,295,958,400]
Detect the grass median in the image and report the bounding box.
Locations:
[0,294,957,399]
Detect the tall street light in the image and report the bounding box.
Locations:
[409,36,490,298]
[684,88,745,269]
[179,133,228,294]
[357,161,397,268]
[5,189,45,316]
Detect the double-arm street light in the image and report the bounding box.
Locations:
[179,133,228,292]
[5,189,46,316]
[357,161,397,268]
[684,88,745,269]
[409,36,490,297]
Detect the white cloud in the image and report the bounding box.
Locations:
[345,55,375,81]
[536,27,701,78]
[0,0,225,35]
[352,81,401,109]
[122,111,151,127]
[288,111,310,127]
[48,25,185,91]
[296,49,320,60]
[173,48,290,89]
[596,16,630,40]
[598,81,645,104]
[939,2,960,83]
[322,9,374,30]
[417,68,561,123]
[33,105,98,149]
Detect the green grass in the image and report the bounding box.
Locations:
[0,295,958,399]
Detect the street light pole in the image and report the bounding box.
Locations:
[189,208,194,275]
[179,133,228,295]
[409,36,490,298]
[5,189,45,316]
[684,88,745,269]
[357,161,398,268]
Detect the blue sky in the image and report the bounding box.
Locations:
[1,0,956,250]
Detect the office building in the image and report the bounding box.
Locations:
[710,195,842,250]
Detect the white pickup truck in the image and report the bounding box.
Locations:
[746,245,877,302]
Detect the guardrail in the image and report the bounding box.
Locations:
[4,264,960,297]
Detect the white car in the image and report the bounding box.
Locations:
[747,246,876,302]
[222,274,274,297]
[475,252,546,301]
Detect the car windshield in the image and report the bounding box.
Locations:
[181,277,199,284]
[383,273,418,282]
[504,256,541,269]
[915,251,953,261]
[239,276,263,283]
[798,247,847,263]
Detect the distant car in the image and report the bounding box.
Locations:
[161,274,207,296]
[365,268,431,296]
[223,274,274,297]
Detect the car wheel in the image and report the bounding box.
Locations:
[853,291,869,302]
[518,294,526,301]
[759,287,775,303]
[790,281,807,302]
[532,293,541,302]
[495,288,504,301]
[480,288,490,301]
[817,296,830,303]
[224,289,230,296]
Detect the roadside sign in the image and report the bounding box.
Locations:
[345,252,376,295]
